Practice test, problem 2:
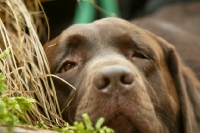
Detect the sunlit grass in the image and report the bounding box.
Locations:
[0,0,68,128]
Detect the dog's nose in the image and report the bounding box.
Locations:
[94,65,134,93]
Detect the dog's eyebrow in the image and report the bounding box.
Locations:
[113,34,156,57]
[66,34,87,46]
[54,33,88,62]
[59,33,88,52]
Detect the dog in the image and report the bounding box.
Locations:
[43,17,200,133]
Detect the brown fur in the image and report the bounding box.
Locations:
[132,2,200,80]
[44,18,200,133]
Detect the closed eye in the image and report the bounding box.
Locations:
[132,53,149,59]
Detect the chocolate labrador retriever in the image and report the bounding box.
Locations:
[43,18,200,133]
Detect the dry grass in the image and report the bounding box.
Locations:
[0,0,68,127]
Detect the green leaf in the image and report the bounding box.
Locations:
[15,97,35,111]
[0,48,10,59]
[0,99,7,115]
[103,126,115,133]
[0,73,7,93]
[82,113,94,131]
[95,117,105,129]
[99,129,106,133]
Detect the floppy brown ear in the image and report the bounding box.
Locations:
[151,33,200,133]
[43,36,61,72]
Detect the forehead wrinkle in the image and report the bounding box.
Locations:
[52,24,102,66]
[61,23,99,47]
[58,23,97,47]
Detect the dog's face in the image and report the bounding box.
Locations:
[44,18,199,133]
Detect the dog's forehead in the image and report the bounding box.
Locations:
[60,18,156,49]
[62,18,140,37]
[58,18,163,59]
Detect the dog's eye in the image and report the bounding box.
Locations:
[61,62,76,72]
[132,53,148,59]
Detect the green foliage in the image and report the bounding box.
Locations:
[0,96,35,133]
[0,49,9,93]
[53,113,115,133]
[35,121,49,129]
[0,49,35,133]
[0,73,8,93]
[0,48,10,59]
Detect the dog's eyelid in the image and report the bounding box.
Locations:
[132,52,150,59]
[135,55,146,59]
[64,61,76,69]
[58,61,77,73]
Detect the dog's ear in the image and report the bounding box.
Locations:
[43,36,60,60]
[150,33,200,133]
[43,36,61,72]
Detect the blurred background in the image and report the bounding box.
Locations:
[41,0,200,40]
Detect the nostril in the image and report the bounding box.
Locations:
[95,77,110,90]
[93,65,135,93]
[120,73,134,85]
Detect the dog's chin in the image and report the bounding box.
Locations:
[105,114,139,133]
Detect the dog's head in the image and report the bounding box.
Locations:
[44,18,200,133]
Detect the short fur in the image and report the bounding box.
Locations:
[132,2,200,80]
[44,18,200,133]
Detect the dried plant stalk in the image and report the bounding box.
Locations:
[0,0,69,127]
